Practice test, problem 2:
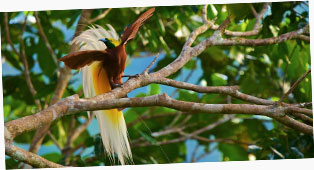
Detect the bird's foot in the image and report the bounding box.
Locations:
[111,82,123,89]
[122,74,139,80]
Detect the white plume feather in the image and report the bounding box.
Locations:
[71,25,132,165]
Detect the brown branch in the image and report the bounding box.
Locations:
[34,12,60,70]
[291,102,312,108]
[127,112,178,127]
[190,135,254,146]
[65,115,76,149]
[5,138,63,168]
[3,13,20,56]
[132,115,232,147]
[202,4,209,24]
[191,144,200,162]
[208,26,308,47]
[290,112,313,125]
[151,77,240,94]
[47,131,62,151]
[209,3,269,37]
[184,5,216,48]
[5,93,312,143]
[149,77,312,116]
[196,145,218,162]
[249,3,258,17]
[279,68,311,103]
[150,18,230,80]
[28,9,94,155]
[297,35,310,42]
[4,12,42,110]
[70,113,95,144]
[141,53,159,74]
[89,8,112,23]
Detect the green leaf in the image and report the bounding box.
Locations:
[149,84,161,95]
[184,59,196,70]
[211,73,227,86]
[219,143,248,161]
[42,153,62,163]
[178,89,198,102]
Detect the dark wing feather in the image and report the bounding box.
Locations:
[120,8,155,44]
[59,50,109,69]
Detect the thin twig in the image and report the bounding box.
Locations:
[4,13,20,55]
[209,3,269,37]
[34,12,60,71]
[70,113,95,143]
[133,115,232,147]
[191,144,200,162]
[249,4,258,17]
[279,68,311,103]
[89,8,112,23]
[141,53,160,74]
[47,131,62,150]
[196,145,218,162]
[65,115,76,149]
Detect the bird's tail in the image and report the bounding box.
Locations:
[72,25,132,165]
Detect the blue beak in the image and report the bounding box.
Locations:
[99,38,107,43]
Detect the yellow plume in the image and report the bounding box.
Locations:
[71,25,132,165]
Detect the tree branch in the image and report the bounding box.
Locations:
[89,8,112,23]
[279,68,311,103]
[34,12,60,71]
[47,130,62,151]
[28,9,94,155]
[209,3,269,37]
[4,12,42,110]
[5,137,63,168]
[132,115,232,147]
[5,93,313,143]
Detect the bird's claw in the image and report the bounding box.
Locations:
[122,74,139,80]
[111,82,123,89]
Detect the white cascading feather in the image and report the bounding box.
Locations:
[70,25,132,165]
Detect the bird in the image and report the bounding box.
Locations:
[59,8,155,165]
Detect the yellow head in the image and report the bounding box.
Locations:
[99,38,121,49]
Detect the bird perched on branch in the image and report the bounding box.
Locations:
[59,8,155,165]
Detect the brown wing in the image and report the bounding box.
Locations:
[120,8,155,45]
[59,50,109,69]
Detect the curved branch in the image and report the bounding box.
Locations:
[209,3,269,37]
[5,93,313,140]
[206,26,308,47]
[5,138,63,168]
